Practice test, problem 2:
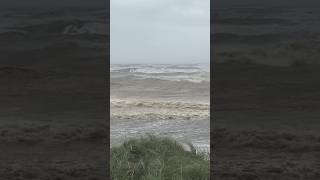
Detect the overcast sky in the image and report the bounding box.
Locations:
[111,0,210,64]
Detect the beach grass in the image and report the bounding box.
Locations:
[110,135,209,180]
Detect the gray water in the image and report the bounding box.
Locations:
[110,64,210,152]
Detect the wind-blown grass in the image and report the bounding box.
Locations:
[111,135,209,180]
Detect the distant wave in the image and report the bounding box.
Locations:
[111,64,210,83]
[214,39,320,66]
[0,31,28,41]
[111,64,208,73]
[8,20,108,35]
[63,22,108,35]
[212,17,294,26]
[112,72,209,83]
[133,73,209,83]
[112,67,138,73]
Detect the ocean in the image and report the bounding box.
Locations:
[0,7,108,179]
[213,6,320,66]
[212,6,320,179]
[110,64,210,152]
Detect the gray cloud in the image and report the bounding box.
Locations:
[111,0,210,64]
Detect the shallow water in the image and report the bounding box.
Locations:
[111,118,210,152]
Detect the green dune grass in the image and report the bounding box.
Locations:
[110,135,209,180]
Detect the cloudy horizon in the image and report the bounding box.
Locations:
[111,0,210,64]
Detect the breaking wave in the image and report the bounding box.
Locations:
[111,64,210,83]
[111,98,209,120]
